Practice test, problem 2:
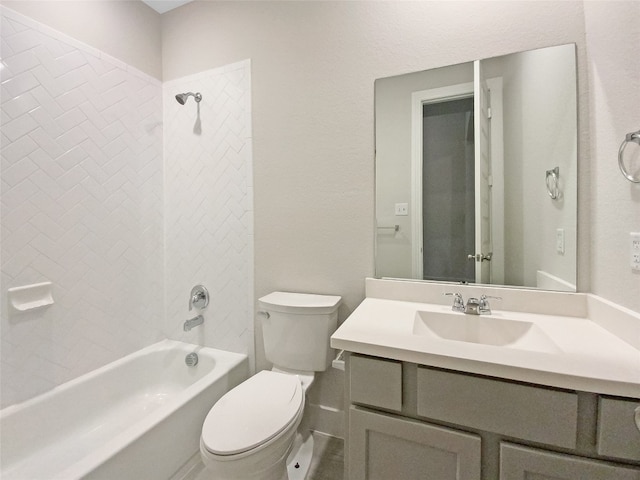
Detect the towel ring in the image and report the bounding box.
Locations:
[618,130,640,183]
[545,167,560,199]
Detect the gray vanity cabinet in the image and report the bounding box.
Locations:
[349,407,481,480]
[500,443,640,479]
[345,353,640,480]
[597,397,640,461]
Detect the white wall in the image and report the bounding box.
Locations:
[497,45,577,289]
[584,1,640,312]
[1,0,162,79]
[161,0,590,436]
[0,7,164,407]
[163,61,254,364]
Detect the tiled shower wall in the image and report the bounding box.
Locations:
[0,9,254,407]
[0,8,164,407]
[163,62,254,365]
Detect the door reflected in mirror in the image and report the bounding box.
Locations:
[375,44,577,291]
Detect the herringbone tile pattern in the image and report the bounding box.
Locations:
[0,9,165,407]
[163,61,253,359]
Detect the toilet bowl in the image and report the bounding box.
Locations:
[200,371,305,480]
[199,291,341,480]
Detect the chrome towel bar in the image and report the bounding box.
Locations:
[619,129,640,183]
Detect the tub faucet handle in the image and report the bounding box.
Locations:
[189,285,209,311]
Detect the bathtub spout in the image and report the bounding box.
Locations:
[184,315,204,331]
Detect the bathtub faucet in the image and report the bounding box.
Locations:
[184,315,204,332]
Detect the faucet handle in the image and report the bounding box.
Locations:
[479,294,501,314]
[444,292,465,312]
[189,285,209,311]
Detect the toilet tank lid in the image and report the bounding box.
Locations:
[259,292,341,314]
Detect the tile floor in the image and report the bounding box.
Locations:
[306,432,344,480]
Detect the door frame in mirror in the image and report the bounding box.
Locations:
[411,82,474,280]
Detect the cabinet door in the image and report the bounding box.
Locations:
[500,443,640,480]
[349,406,481,480]
[598,397,640,461]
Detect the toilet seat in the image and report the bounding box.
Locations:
[201,370,304,456]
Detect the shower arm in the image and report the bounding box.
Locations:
[175,92,202,104]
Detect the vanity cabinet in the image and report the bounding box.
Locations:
[597,397,640,462]
[346,354,640,480]
[350,407,481,480]
[500,443,640,479]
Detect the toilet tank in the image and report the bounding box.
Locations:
[258,292,341,372]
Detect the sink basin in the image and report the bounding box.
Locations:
[413,311,561,353]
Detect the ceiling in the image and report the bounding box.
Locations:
[141,0,193,14]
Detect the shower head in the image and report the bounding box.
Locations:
[175,92,202,105]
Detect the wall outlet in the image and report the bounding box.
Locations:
[631,233,640,271]
[556,228,565,255]
[395,203,409,216]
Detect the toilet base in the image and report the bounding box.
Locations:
[286,430,314,480]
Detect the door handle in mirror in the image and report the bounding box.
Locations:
[468,253,493,262]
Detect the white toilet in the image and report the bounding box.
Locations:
[200,291,341,480]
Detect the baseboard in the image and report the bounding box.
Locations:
[307,403,344,439]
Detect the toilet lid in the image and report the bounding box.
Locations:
[201,370,303,455]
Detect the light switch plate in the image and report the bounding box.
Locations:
[395,203,408,216]
[556,228,565,254]
[631,232,640,271]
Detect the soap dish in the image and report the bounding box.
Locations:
[8,282,54,313]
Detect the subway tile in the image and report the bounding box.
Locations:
[2,155,39,186]
[2,112,39,142]
[2,49,39,77]
[29,126,65,159]
[2,69,39,97]
[29,85,65,119]
[55,125,88,152]
[56,145,87,171]
[28,105,65,138]
[4,28,42,54]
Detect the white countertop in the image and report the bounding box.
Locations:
[331,287,640,398]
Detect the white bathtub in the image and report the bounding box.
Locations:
[0,339,249,480]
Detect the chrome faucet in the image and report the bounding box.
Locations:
[184,315,204,331]
[445,293,501,315]
[444,292,465,312]
[478,294,501,315]
[464,297,482,315]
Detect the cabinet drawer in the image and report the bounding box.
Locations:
[350,355,402,411]
[598,397,640,461]
[417,367,578,449]
[500,443,640,479]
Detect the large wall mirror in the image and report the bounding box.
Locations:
[375,44,577,291]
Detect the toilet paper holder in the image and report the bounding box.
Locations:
[332,350,345,371]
